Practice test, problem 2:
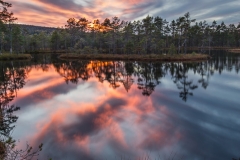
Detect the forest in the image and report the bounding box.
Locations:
[1,0,240,159]
[0,1,240,55]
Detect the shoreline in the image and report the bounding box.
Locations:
[58,53,211,62]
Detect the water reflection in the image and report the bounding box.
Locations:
[0,61,43,159]
[53,54,240,101]
[1,53,240,160]
[0,61,27,141]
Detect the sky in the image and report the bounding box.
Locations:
[7,0,240,27]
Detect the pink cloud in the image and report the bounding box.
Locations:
[8,0,153,27]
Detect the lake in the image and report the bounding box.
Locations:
[1,52,240,160]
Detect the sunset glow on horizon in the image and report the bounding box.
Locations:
[7,0,240,27]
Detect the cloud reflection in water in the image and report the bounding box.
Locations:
[10,61,240,160]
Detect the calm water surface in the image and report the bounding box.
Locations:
[2,53,240,159]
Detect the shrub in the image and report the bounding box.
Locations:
[93,47,98,54]
[168,43,177,55]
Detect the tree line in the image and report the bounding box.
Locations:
[1,0,240,55]
[68,13,240,53]
[40,14,240,55]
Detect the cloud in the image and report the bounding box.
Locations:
[8,0,240,27]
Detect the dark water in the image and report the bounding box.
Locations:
[1,53,240,160]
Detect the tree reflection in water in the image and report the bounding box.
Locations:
[0,53,239,159]
[0,61,43,159]
[53,54,240,101]
[172,63,198,102]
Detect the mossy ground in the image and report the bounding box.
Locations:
[0,54,32,60]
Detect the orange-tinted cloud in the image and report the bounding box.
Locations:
[8,0,240,27]
[8,0,156,27]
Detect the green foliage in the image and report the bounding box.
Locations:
[93,47,98,54]
[156,39,165,54]
[83,46,92,54]
[74,38,86,50]
[12,24,24,53]
[75,46,97,54]
[125,41,134,54]
[168,43,177,55]
[74,49,82,54]
[51,30,60,50]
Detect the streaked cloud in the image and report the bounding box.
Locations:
[8,0,240,27]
